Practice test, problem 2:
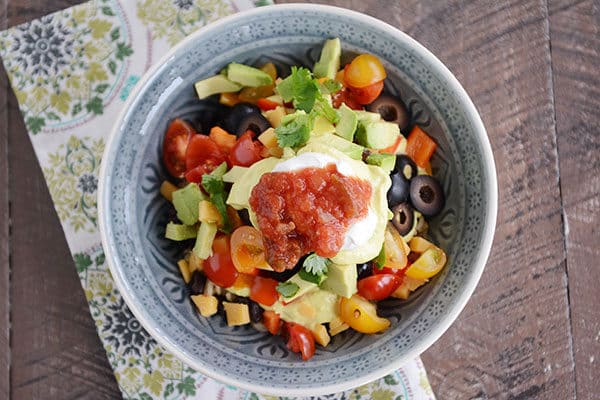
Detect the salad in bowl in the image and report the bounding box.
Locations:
[160,38,448,360]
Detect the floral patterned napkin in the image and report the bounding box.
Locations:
[0,1,436,399]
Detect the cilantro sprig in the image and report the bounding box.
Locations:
[276,281,300,298]
[201,162,231,233]
[298,253,331,285]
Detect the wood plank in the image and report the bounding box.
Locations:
[0,0,11,396]
[276,0,575,397]
[548,1,600,398]
[5,0,120,398]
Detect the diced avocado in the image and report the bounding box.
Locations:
[222,166,249,183]
[165,222,198,241]
[172,183,206,225]
[194,75,242,100]
[366,152,397,173]
[280,274,319,303]
[355,120,400,149]
[226,157,281,210]
[355,110,382,123]
[282,147,296,159]
[227,63,273,87]
[210,161,228,178]
[226,285,251,298]
[193,222,218,260]
[321,263,358,298]
[335,103,358,141]
[308,133,364,160]
[313,38,341,79]
[312,115,336,136]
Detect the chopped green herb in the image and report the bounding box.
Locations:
[299,267,327,285]
[374,245,386,270]
[275,111,312,148]
[312,96,339,123]
[303,253,331,276]
[276,281,300,298]
[201,162,231,233]
[319,79,342,95]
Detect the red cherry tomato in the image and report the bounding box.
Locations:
[263,310,282,335]
[347,80,384,105]
[357,274,401,301]
[332,88,363,110]
[229,131,263,167]
[373,265,407,277]
[203,235,238,288]
[256,98,280,111]
[163,119,195,178]
[250,276,279,306]
[285,323,316,361]
[184,134,227,182]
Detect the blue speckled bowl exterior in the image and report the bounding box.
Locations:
[99,4,497,396]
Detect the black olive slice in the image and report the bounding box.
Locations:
[356,262,374,280]
[391,202,414,236]
[221,102,261,134]
[188,270,206,296]
[409,175,445,216]
[387,172,410,207]
[248,301,263,323]
[366,94,410,131]
[393,155,418,180]
[235,112,271,136]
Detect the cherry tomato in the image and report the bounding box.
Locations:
[230,226,268,274]
[256,98,280,111]
[357,274,401,301]
[339,295,390,334]
[163,119,195,178]
[184,134,227,182]
[347,80,384,105]
[383,223,408,269]
[344,54,387,88]
[405,247,447,280]
[374,265,408,277]
[202,235,238,288]
[250,276,279,306]
[229,131,263,167]
[332,88,363,110]
[263,310,282,335]
[285,323,316,361]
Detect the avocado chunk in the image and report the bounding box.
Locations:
[355,120,400,149]
[226,157,281,210]
[335,103,358,141]
[165,222,198,241]
[227,63,273,87]
[194,75,242,100]
[308,133,364,160]
[193,222,218,260]
[321,263,358,298]
[366,152,397,173]
[172,183,206,225]
[312,115,336,136]
[222,165,249,184]
[355,110,382,123]
[280,273,319,303]
[313,38,341,80]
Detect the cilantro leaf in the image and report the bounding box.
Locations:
[201,163,231,233]
[275,111,312,148]
[276,67,319,112]
[276,281,300,298]
[374,245,386,270]
[303,253,331,276]
[319,79,342,95]
[312,96,339,123]
[299,267,327,285]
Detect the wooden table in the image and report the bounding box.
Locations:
[1,0,598,398]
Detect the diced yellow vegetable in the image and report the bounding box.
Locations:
[409,236,435,253]
[329,316,350,336]
[258,127,278,148]
[160,181,178,202]
[198,200,222,225]
[311,324,331,347]
[191,294,218,317]
[268,147,284,158]
[391,276,428,300]
[223,302,251,326]
[219,92,241,107]
[178,259,192,284]
[188,252,203,272]
[263,106,286,128]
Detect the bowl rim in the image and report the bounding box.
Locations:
[99,3,498,396]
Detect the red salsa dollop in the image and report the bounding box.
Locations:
[249,163,372,271]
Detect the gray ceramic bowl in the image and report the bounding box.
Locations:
[99,4,497,396]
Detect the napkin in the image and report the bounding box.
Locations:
[0,1,436,398]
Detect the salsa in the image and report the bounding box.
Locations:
[249,163,372,271]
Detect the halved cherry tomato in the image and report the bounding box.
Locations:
[332,88,363,110]
[163,119,195,178]
[347,80,384,105]
[229,131,263,167]
[357,274,401,301]
[263,310,282,335]
[374,264,409,277]
[284,323,316,361]
[344,54,387,88]
[256,98,280,111]
[230,226,268,274]
[249,276,279,306]
[202,235,238,288]
[184,134,227,182]
[339,295,390,334]
[383,223,408,269]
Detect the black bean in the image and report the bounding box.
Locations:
[188,271,206,296]
[249,301,263,323]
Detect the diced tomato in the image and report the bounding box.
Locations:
[249,276,279,306]
[347,80,384,105]
[344,54,387,88]
[332,87,363,110]
[406,126,437,168]
[256,98,280,111]
[263,310,282,335]
[229,131,263,167]
[209,126,237,153]
[202,235,238,288]
[357,274,401,301]
[284,323,316,361]
[163,119,195,178]
[184,134,227,182]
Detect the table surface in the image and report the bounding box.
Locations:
[1,0,599,399]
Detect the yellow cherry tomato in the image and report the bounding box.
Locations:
[405,246,447,280]
[339,295,390,334]
[230,226,269,273]
[344,54,387,88]
[384,223,408,269]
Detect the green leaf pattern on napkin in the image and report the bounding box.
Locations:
[0,0,436,398]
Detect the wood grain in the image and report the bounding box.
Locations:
[0,0,11,397]
[548,1,600,398]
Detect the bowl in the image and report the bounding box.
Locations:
[98,4,497,396]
